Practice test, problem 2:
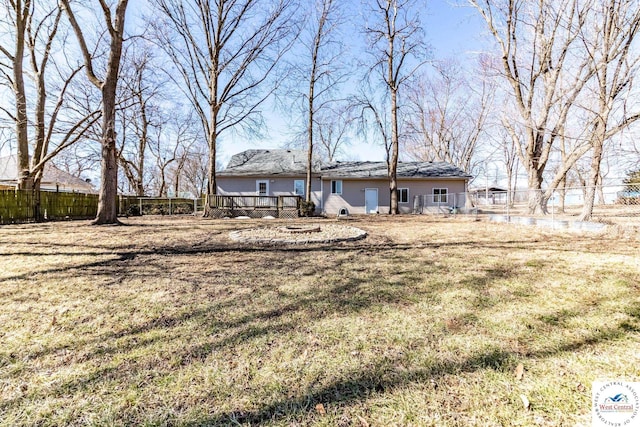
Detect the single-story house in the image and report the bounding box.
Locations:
[0,155,95,193]
[216,149,472,215]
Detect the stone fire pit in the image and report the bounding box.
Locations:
[229,223,367,244]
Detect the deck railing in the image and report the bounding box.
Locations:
[208,195,301,218]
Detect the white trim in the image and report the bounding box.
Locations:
[320,178,324,212]
[433,187,448,203]
[256,180,269,196]
[331,180,342,195]
[397,188,409,203]
[293,179,304,196]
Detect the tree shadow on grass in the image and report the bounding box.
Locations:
[169,322,633,427]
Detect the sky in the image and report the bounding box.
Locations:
[218,0,489,167]
[0,0,490,180]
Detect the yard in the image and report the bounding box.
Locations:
[0,216,639,426]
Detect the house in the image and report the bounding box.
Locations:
[216,149,472,215]
[0,155,95,193]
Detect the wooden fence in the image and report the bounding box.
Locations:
[208,195,301,218]
[0,190,99,224]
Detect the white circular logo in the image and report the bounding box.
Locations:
[593,381,640,426]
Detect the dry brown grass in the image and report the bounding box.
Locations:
[0,215,639,426]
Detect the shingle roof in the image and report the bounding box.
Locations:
[219,149,472,179]
[0,155,95,191]
[219,149,321,176]
[321,161,471,179]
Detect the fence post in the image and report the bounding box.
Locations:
[169,198,172,215]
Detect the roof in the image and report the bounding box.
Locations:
[321,161,472,179]
[0,155,95,192]
[219,149,321,176]
[220,149,472,180]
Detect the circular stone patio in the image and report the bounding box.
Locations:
[229,223,367,244]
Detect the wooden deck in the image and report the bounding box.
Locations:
[207,195,302,218]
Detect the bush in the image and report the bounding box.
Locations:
[299,200,315,217]
[126,205,141,217]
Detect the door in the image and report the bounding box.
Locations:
[365,188,378,214]
[256,180,269,196]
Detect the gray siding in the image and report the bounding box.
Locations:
[217,176,322,209]
[321,178,467,214]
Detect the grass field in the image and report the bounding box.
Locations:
[1,216,639,426]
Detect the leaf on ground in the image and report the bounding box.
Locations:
[315,403,326,415]
[520,394,531,410]
[515,363,524,380]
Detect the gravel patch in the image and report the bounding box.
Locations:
[229,223,367,244]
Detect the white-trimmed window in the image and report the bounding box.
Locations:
[294,180,305,196]
[433,188,448,203]
[331,180,342,194]
[256,180,269,196]
[397,188,409,203]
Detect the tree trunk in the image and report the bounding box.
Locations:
[578,136,604,221]
[94,82,120,224]
[526,155,546,214]
[62,0,128,224]
[389,87,399,214]
[14,0,31,190]
[204,122,217,216]
[306,92,313,203]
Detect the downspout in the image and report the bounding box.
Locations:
[320,177,324,214]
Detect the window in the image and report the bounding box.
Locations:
[256,180,268,196]
[331,180,342,194]
[433,188,448,203]
[397,188,409,203]
[294,180,305,196]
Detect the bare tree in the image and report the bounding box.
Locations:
[116,44,161,196]
[147,114,199,197]
[61,0,129,224]
[179,147,208,198]
[405,58,493,173]
[470,0,597,213]
[0,0,30,188]
[150,0,298,214]
[577,0,640,220]
[0,0,100,222]
[297,0,345,203]
[364,0,427,214]
[354,92,391,167]
[26,3,102,214]
[315,101,356,162]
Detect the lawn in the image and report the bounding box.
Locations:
[0,216,639,426]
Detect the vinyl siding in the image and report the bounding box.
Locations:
[217,176,322,209]
[321,178,467,214]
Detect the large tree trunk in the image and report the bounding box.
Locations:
[306,92,314,204]
[578,128,604,221]
[389,87,399,214]
[204,118,217,216]
[94,82,120,224]
[62,0,128,224]
[13,0,31,190]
